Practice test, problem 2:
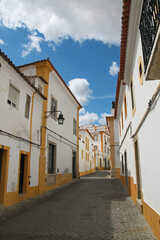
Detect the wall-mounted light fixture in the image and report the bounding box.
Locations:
[45,110,65,125]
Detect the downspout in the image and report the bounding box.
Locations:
[28,91,36,187]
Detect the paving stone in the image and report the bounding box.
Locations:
[0,171,157,239]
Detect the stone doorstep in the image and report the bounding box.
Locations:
[136,198,143,214]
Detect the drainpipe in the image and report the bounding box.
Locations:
[28,91,36,187]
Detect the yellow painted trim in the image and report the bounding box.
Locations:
[28,91,36,188]
[99,167,105,170]
[101,132,103,153]
[130,75,136,117]
[0,145,10,204]
[138,56,143,85]
[76,106,80,178]
[79,169,95,176]
[120,175,160,239]
[143,200,160,240]
[18,151,30,194]
[124,93,127,120]
[3,186,39,207]
[36,61,52,194]
[121,109,124,130]
[119,120,121,137]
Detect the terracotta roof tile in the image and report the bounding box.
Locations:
[114,0,131,118]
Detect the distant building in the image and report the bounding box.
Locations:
[79,129,94,176]
[106,102,120,178]
[79,124,110,173]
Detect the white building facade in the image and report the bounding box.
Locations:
[85,125,110,170]
[19,59,81,194]
[114,0,160,238]
[0,50,45,207]
[79,129,94,176]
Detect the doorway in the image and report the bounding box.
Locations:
[0,148,9,204]
[72,152,77,179]
[0,150,3,183]
[0,149,3,203]
[19,153,28,194]
[134,140,142,199]
[124,151,128,188]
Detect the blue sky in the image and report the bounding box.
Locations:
[0,0,122,126]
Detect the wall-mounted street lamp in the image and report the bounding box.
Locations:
[45,110,65,125]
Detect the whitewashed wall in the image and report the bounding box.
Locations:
[79,139,85,173]
[116,5,160,216]
[0,56,43,192]
[46,71,79,175]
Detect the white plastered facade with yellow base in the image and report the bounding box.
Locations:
[115,1,160,238]
[0,55,44,207]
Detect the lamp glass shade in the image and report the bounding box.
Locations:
[57,113,65,125]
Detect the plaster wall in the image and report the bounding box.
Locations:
[45,71,79,175]
[0,57,43,193]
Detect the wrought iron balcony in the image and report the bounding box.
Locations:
[139,0,160,76]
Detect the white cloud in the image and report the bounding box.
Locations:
[98,112,110,125]
[22,32,44,57]
[109,61,119,76]
[0,0,122,55]
[95,95,115,99]
[79,111,99,126]
[0,39,5,45]
[68,78,93,106]
[79,108,86,115]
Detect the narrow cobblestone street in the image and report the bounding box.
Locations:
[0,171,156,240]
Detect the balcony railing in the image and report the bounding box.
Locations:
[139,0,160,73]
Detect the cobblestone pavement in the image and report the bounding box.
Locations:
[0,171,157,240]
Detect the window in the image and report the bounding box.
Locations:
[130,76,136,116]
[94,135,98,141]
[121,110,124,130]
[81,150,83,159]
[86,137,87,149]
[73,119,77,136]
[48,143,56,174]
[119,120,121,137]
[7,84,19,108]
[24,94,31,119]
[38,84,43,93]
[88,139,89,150]
[139,56,143,85]
[124,94,127,120]
[122,155,124,175]
[51,97,57,118]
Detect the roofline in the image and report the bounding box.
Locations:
[114,0,131,118]
[79,129,94,140]
[17,59,82,109]
[0,49,47,100]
